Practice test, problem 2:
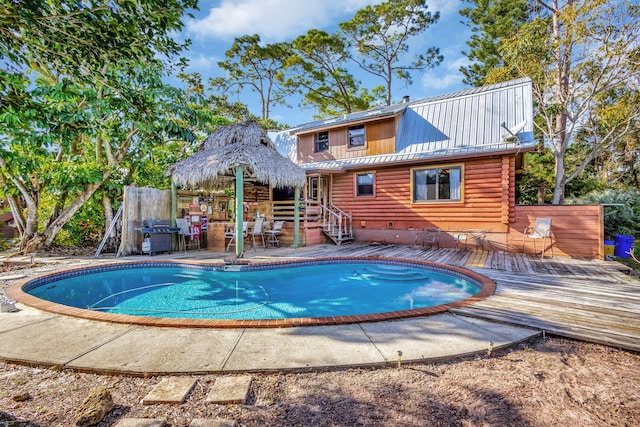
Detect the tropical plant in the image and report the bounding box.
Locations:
[569,189,640,239]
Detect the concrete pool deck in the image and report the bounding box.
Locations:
[0,247,544,374]
[0,304,538,374]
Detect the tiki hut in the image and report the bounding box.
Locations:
[167,120,306,257]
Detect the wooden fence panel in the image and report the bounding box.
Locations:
[511,205,603,259]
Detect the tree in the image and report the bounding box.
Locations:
[0,0,196,90]
[285,29,373,118]
[339,0,443,106]
[0,65,212,253]
[467,0,640,204]
[459,0,531,86]
[0,0,208,252]
[210,34,296,121]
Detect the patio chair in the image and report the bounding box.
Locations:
[522,218,554,259]
[414,227,440,248]
[176,218,200,251]
[453,230,485,251]
[248,217,266,250]
[225,222,249,252]
[265,220,285,248]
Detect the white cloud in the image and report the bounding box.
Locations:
[187,0,382,42]
[426,0,461,17]
[421,49,470,93]
[186,54,220,73]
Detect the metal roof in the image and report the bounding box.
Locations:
[278,78,535,172]
[300,141,529,172]
[288,102,409,135]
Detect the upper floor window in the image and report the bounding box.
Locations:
[356,172,374,197]
[315,131,329,152]
[413,166,462,202]
[347,125,365,148]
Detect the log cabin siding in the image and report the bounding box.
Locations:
[331,156,514,233]
[297,118,396,163]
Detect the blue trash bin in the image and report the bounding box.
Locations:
[613,234,635,258]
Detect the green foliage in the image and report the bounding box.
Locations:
[517,149,555,204]
[0,0,198,87]
[569,190,640,239]
[210,34,296,120]
[55,197,107,247]
[459,0,531,86]
[286,29,373,118]
[461,0,640,204]
[339,0,442,106]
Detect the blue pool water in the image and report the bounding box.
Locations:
[25,261,481,320]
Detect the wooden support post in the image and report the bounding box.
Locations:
[235,166,244,258]
[294,186,300,249]
[171,180,177,251]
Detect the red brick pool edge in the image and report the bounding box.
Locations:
[7,256,496,329]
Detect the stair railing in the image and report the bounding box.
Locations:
[320,204,352,241]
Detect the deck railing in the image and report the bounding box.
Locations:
[270,200,321,222]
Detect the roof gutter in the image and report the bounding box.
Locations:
[301,145,535,174]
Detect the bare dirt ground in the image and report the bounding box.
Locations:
[1,252,639,426]
[0,338,638,426]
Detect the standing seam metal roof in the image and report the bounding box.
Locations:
[276,78,535,172]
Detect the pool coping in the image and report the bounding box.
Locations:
[7,256,496,329]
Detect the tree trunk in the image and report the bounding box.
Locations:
[552,149,566,204]
[41,183,104,247]
[6,195,26,237]
[550,0,570,205]
[537,184,546,204]
[19,193,39,252]
[103,196,115,238]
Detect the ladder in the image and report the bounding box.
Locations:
[94,204,123,257]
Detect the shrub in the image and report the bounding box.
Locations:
[568,189,640,239]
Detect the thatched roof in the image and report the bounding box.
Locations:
[167,120,306,189]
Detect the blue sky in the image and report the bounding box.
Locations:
[178,0,472,126]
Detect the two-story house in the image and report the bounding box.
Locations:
[275,78,604,258]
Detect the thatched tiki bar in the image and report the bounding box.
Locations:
[167,120,307,257]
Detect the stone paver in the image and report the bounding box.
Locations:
[141,377,196,405]
[205,376,252,404]
[189,419,237,427]
[114,418,167,427]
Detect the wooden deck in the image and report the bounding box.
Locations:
[289,243,640,352]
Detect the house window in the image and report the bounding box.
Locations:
[309,177,319,200]
[356,172,374,197]
[315,131,329,152]
[413,166,462,202]
[348,125,365,148]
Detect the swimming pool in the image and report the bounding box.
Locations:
[9,257,495,328]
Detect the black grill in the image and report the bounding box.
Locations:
[140,219,180,255]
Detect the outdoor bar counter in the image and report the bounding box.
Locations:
[205,220,324,252]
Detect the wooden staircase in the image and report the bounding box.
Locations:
[321,204,353,245]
